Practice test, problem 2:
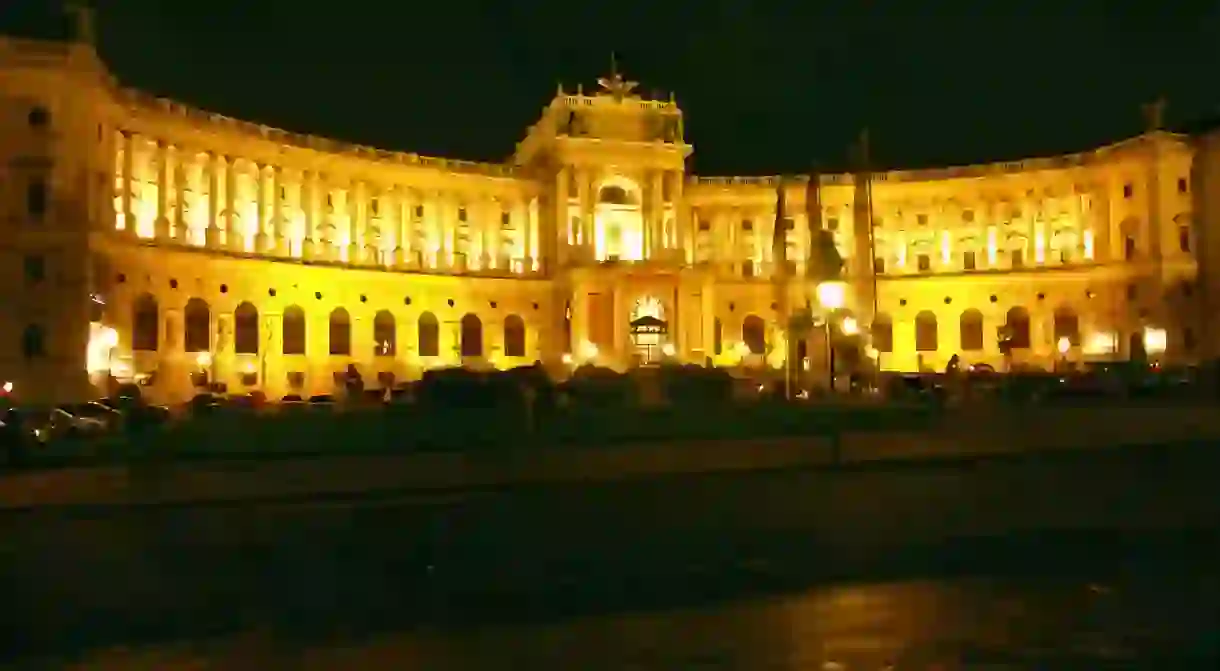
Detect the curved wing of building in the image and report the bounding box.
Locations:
[0,19,1210,404]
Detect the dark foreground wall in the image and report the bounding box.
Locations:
[3,441,1219,659]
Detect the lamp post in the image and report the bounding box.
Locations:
[814,281,847,393]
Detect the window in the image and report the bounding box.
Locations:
[963,251,976,271]
[959,309,984,351]
[698,219,710,232]
[459,313,483,357]
[501,211,511,227]
[742,219,753,232]
[917,214,928,226]
[962,210,974,223]
[23,255,45,284]
[27,179,47,219]
[917,254,931,272]
[28,106,48,127]
[370,198,380,216]
[503,315,526,357]
[328,308,351,355]
[233,302,259,354]
[414,205,424,219]
[742,260,754,278]
[1011,249,1024,268]
[21,324,45,359]
[1123,183,1133,199]
[1125,236,1137,260]
[282,305,306,355]
[713,318,723,355]
[457,206,467,222]
[1178,178,1188,194]
[827,218,839,232]
[873,257,886,274]
[418,312,439,357]
[1126,284,1137,301]
[1180,226,1191,253]
[373,310,396,356]
[914,311,938,352]
[326,194,333,207]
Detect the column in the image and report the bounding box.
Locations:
[526,196,538,272]
[172,147,187,241]
[649,170,664,254]
[555,167,570,267]
[347,181,361,263]
[254,163,271,253]
[396,187,411,267]
[483,198,497,269]
[449,195,462,269]
[205,153,220,248]
[701,277,715,365]
[581,171,596,252]
[224,157,241,253]
[120,131,134,238]
[673,171,687,262]
[271,166,284,255]
[1095,184,1111,262]
[154,141,170,239]
[576,168,591,251]
[301,170,316,260]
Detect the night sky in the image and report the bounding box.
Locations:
[7,1,1220,174]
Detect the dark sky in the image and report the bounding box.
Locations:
[8,1,1220,174]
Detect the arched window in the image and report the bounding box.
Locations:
[1053,307,1080,346]
[234,301,259,354]
[871,314,893,353]
[1005,306,1031,349]
[460,313,483,357]
[915,311,938,352]
[373,310,396,356]
[503,314,526,357]
[599,185,630,205]
[184,298,210,353]
[328,307,351,356]
[713,317,723,355]
[418,312,439,357]
[742,314,766,355]
[21,324,45,359]
[282,305,306,355]
[959,309,984,351]
[131,293,159,352]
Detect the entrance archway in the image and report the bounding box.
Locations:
[629,295,669,364]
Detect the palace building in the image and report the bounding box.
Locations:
[2,11,1216,405]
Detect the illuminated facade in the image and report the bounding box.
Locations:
[0,17,1210,404]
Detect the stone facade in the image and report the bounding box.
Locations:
[0,27,1211,405]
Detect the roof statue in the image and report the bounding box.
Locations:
[597,53,638,101]
[1143,97,1168,132]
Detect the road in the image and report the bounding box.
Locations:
[3,440,1220,667]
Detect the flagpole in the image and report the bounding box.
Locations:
[772,177,791,400]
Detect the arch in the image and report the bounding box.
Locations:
[234,301,260,354]
[328,307,351,356]
[598,184,634,205]
[503,314,526,357]
[1004,306,1031,349]
[959,309,984,351]
[184,297,211,353]
[871,314,893,353]
[282,305,306,355]
[373,309,396,356]
[742,314,766,355]
[131,293,159,352]
[915,311,938,352]
[460,313,483,357]
[1053,306,1080,346]
[418,311,439,357]
[21,324,45,359]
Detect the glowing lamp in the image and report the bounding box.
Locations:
[195,352,213,368]
[661,343,676,357]
[2,381,12,394]
[561,353,574,366]
[839,316,859,336]
[1057,336,1071,355]
[578,340,599,361]
[815,281,847,310]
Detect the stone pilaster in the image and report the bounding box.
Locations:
[205,153,220,248]
[154,141,170,239]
